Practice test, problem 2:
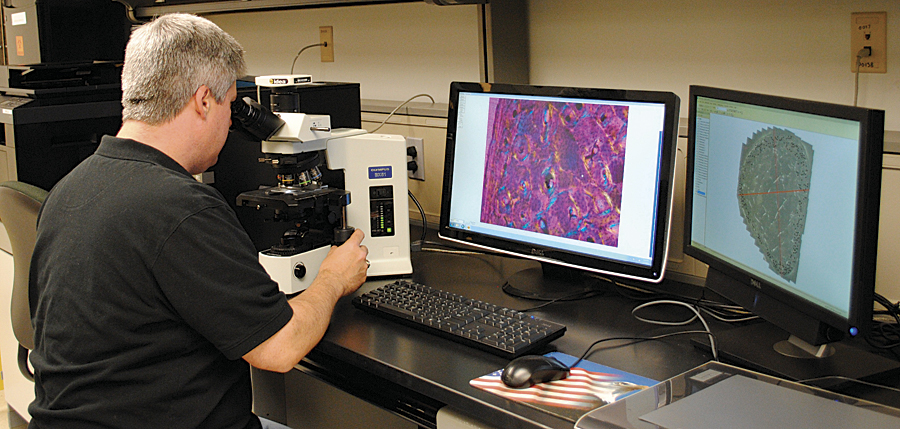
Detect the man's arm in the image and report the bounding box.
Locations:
[243,229,369,372]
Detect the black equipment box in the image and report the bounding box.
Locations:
[3,0,131,66]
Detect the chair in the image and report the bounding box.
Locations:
[0,181,48,381]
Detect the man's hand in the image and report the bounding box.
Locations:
[316,228,368,297]
[244,229,370,372]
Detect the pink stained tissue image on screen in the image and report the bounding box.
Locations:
[480,98,628,247]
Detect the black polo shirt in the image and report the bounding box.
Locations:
[28,136,293,429]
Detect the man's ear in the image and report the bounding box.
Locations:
[192,85,213,118]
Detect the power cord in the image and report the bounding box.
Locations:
[866,293,900,359]
[631,299,719,361]
[368,94,435,133]
[569,330,720,369]
[290,42,326,75]
[854,46,872,107]
[408,190,427,250]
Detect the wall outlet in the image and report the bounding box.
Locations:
[850,12,886,73]
[320,26,334,62]
[406,137,425,181]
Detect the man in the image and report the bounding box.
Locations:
[27,13,369,428]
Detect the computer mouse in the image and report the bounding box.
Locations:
[500,355,570,388]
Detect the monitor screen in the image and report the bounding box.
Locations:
[439,82,680,291]
[684,85,894,380]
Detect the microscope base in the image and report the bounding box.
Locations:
[260,246,332,295]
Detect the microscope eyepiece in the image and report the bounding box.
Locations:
[231,96,285,141]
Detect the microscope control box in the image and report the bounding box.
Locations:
[327,133,412,278]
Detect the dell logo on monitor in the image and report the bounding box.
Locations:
[750,278,762,289]
[530,249,545,257]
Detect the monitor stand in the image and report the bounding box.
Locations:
[692,322,900,384]
[502,262,603,302]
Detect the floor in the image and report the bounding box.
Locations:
[0,391,26,429]
[0,391,8,429]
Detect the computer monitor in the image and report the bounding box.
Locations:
[685,85,899,381]
[439,82,680,296]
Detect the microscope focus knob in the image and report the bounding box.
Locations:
[293,263,307,280]
[333,227,355,246]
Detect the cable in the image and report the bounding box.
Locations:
[608,277,757,323]
[865,293,900,357]
[506,281,610,312]
[610,279,668,301]
[368,94,436,133]
[497,267,616,306]
[418,241,510,258]
[408,190,427,247]
[698,305,759,323]
[419,244,483,255]
[798,375,900,396]
[874,293,900,321]
[569,330,719,369]
[631,299,719,361]
[516,288,606,312]
[854,56,862,107]
[290,42,326,75]
[853,47,872,107]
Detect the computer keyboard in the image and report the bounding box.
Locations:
[352,280,567,358]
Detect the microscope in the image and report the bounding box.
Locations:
[231,75,412,294]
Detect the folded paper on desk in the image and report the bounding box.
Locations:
[470,352,658,422]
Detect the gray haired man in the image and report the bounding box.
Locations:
[28,13,368,428]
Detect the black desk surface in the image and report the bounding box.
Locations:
[298,248,717,429]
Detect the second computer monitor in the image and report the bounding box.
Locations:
[439,82,680,293]
[684,85,899,381]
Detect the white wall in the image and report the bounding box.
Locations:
[525,0,900,295]
[209,0,900,127]
[528,0,900,131]
[207,3,482,104]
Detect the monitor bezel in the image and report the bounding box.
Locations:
[683,85,884,341]
[438,81,681,283]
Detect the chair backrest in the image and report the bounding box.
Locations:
[0,181,48,351]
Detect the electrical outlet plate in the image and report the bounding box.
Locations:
[406,137,425,181]
[320,26,334,62]
[850,12,887,73]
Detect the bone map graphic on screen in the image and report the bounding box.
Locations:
[480,98,629,247]
[737,127,814,283]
